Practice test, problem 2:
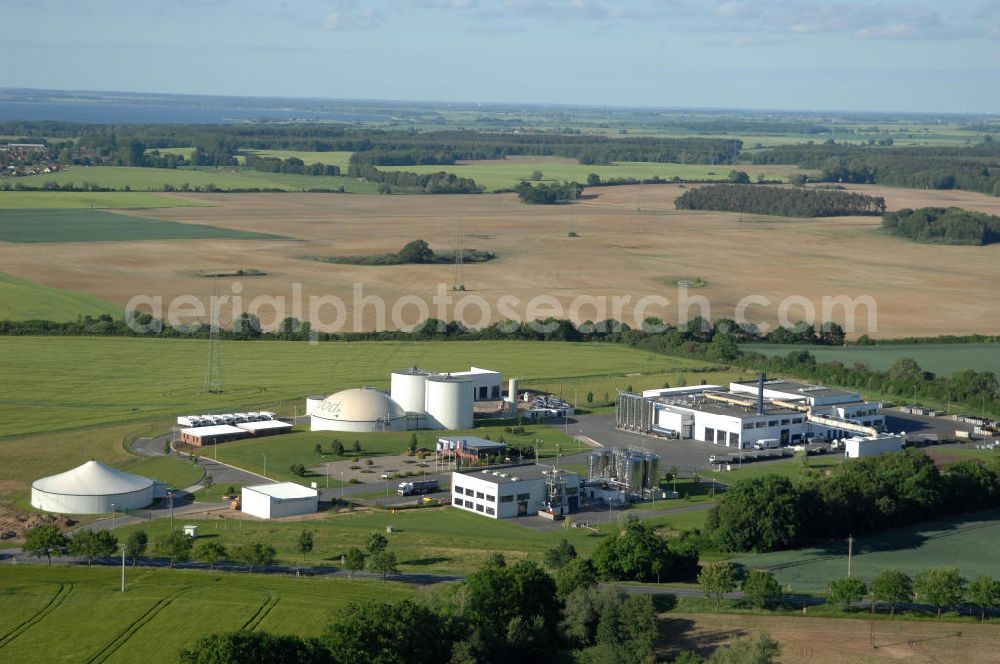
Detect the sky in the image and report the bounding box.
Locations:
[4,0,1000,113]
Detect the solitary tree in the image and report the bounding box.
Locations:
[408,434,418,454]
[70,530,118,566]
[872,569,913,617]
[156,530,194,568]
[194,541,228,570]
[353,440,361,453]
[368,550,399,581]
[741,569,782,610]
[367,532,388,555]
[915,568,967,620]
[698,561,738,611]
[530,170,544,181]
[827,576,867,610]
[968,575,1000,622]
[23,524,68,565]
[543,539,578,570]
[297,530,314,562]
[314,443,323,456]
[125,530,148,567]
[343,547,366,578]
[332,440,345,456]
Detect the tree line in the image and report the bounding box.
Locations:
[514,180,582,204]
[345,163,483,194]
[309,239,495,266]
[674,184,886,217]
[705,449,1000,552]
[882,207,1000,245]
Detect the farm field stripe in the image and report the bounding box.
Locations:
[83,588,192,664]
[0,582,74,649]
[241,594,280,632]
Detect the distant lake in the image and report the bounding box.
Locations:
[0,100,392,124]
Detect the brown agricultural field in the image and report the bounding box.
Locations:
[0,184,997,337]
[659,612,1000,663]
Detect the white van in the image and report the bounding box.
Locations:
[753,438,780,450]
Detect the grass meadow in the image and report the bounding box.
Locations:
[0,209,288,243]
[0,565,414,664]
[11,166,378,193]
[0,272,120,321]
[0,337,710,437]
[0,191,211,209]
[745,343,1000,377]
[731,508,1000,593]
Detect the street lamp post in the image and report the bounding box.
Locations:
[168,491,174,530]
[120,545,127,592]
[340,471,344,499]
[111,503,115,532]
[325,459,330,489]
[262,453,267,478]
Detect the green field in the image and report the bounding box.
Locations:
[377,158,819,191]
[0,191,212,209]
[732,508,1000,593]
[0,272,120,321]
[0,337,709,438]
[744,343,1000,378]
[12,166,378,193]
[114,503,607,576]
[0,209,289,243]
[241,150,354,172]
[0,566,414,664]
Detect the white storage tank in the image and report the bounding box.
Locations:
[506,378,519,405]
[391,369,429,414]
[310,388,408,432]
[31,460,155,515]
[425,375,474,430]
[305,395,326,416]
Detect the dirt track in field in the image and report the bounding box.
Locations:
[0,184,997,337]
[659,612,1000,663]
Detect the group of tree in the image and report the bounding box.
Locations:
[831,568,1000,620]
[513,180,582,204]
[705,449,1000,552]
[346,162,483,194]
[749,140,1000,197]
[698,563,782,611]
[882,207,1000,246]
[674,183,886,217]
[243,154,341,176]
[313,238,495,266]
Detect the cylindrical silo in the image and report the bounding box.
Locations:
[425,374,474,430]
[646,454,661,490]
[628,456,644,493]
[391,369,429,414]
[305,395,326,416]
[506,377,519,405]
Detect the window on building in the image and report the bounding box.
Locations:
[517,493,530,501]
[500,495,513,503]
[476,504,484,512]
[781,419,790,425]
[485,507,495,515]
[755,422,766,428]
[729,432,739,446]
[486,495,495,502]
[743,422,754,430]
[465,488,474,496]
[792,418,803,424]
[454,486,463,495]
[704,427,715,443]
[476,491,484,499]
[768,420,778,426]
[454,498,464,507]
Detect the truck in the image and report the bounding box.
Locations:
[398,479,439,496]
[753,438,780,450]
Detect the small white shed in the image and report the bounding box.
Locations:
[241,483,318,520]
[844,434,904,459]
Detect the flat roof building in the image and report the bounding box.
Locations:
[241,482,318,520]
[451,465,580,519]
[437,435,507,460]
[236,420,293,436]
[844,434,904,459]
[180,424,248,447]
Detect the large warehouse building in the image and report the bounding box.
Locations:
[31,460,161,514]
[308,366,500,433]
[622,374,886,449]
[451,465,581,519]
[241,482,318,519]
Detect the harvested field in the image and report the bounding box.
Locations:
[0,185,997,337]
[658,612,1000,663]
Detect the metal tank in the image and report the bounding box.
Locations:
[390,369,429,414]
[646,454,661,490]
[628,456,645,492]
[425,374,474,430]
[506,377,519,404]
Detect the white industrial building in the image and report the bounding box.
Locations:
[844,433,904,459]
[309,365,500,433]
[31,460,161,515]
[451,465,581,519]
[241,482,318,519]
[620,375,887,449]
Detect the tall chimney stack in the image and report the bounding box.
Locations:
[757,372,766,416]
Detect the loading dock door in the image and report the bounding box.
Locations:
[780,429,789,445]
[517,501,528,516]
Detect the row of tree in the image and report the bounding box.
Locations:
[705,449,1000,552]
[242,154,341,176]
[882,207,1000,245]
[674,183,886,217]
[345,163,483,194]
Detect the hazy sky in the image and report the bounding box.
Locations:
[5,0,1000,113]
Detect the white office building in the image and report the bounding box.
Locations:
[451,465,581,519]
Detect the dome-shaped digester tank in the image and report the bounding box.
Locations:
[31,460,155,515]
[390,369,429,414]
[310,388,407,432]
[425,375,474,430]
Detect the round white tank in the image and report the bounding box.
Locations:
[506,377,519,404]
[390,369,429,414]
[305,394,326,416]
[425,375,474,430]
